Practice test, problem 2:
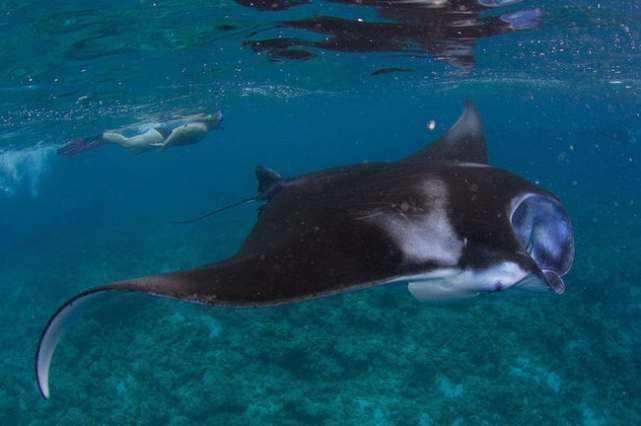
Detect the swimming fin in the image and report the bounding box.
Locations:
[57,136,103,156]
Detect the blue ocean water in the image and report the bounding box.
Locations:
[1,0,640,424]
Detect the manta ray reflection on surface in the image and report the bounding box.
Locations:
[36,102,574,399]
[240,0,542,69]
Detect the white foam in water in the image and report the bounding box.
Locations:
[0,146,54,196]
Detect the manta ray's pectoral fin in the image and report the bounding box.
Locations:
[405,101,487,164]
[36,279,154,399]
[35,271,222,400]
[36,258,274,400]
[37,286,114,399]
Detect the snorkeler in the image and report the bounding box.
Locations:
[57,111,223,156]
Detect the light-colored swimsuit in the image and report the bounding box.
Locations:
[101,113,220,152]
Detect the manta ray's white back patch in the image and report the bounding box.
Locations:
[374,179,464,266]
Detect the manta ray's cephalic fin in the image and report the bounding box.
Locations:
[170,165,283,224]
[405,101,487,164]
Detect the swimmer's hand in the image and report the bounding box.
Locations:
[161,122,208,149]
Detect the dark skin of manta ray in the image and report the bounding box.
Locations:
[36,102,574,399]
[111,163,545,305]
[240,0,541,69]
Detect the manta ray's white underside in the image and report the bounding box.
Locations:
[391,261,535,302]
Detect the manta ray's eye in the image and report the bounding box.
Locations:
[510,194,575,277]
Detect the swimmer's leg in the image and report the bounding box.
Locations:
[103,129,163,152]
[102,131,130,148]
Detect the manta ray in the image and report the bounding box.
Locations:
[36,102,575,399]
[242,1,541,69]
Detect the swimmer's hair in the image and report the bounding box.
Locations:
[199,110,223,128]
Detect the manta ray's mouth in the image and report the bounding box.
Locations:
[510,193,575,294]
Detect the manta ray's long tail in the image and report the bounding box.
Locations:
[170,165,282,224]
[169,196,257,224]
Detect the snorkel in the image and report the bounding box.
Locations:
[200,111,223,129]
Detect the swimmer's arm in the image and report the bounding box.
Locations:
[159,122,208,149]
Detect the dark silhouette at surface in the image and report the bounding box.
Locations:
[234,0,309,11]
[239,0,541,69]
[371,67,414,76]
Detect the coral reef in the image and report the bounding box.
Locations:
[1,201,640,424]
